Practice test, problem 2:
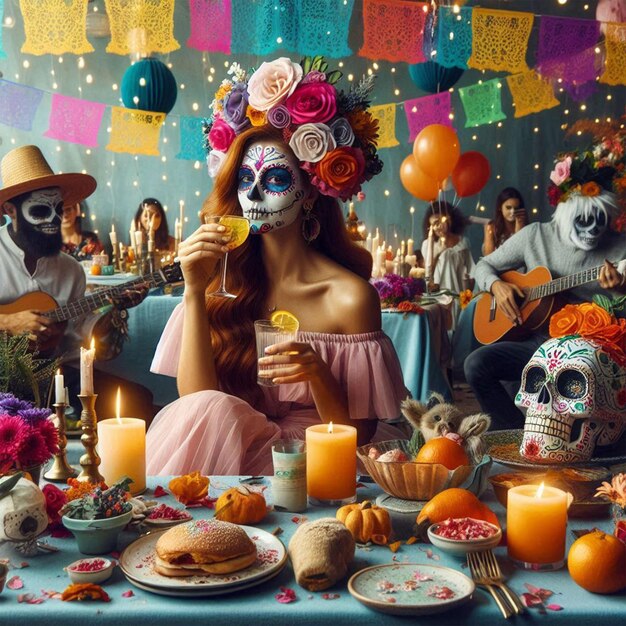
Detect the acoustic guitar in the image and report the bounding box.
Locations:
[0,261,183,353]
[473,263,610,345]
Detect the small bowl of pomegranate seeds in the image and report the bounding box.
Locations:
[143,503,193,528]
[65,557,115,584]
[427,517,502,556]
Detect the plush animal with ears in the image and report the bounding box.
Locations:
[400,392,491,464]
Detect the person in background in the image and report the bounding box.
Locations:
[482,187,527,256]
[420,200,475,294]
[132,197,175,252]
[61,201,104,260]
[146,55,408,476]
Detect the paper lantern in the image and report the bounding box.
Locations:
[121,57,177,115]
[408,61,464,94]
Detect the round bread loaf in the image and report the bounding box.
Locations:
[155,519,257,576]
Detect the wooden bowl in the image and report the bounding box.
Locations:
[357,439,491,501]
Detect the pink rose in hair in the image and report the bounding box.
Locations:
[208,117,236,153]
[247,57,303,111]
[285,82,337,125]
[550,156,572,186]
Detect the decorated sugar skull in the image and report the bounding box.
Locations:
[0,474,47,552]
[515,336,626,464]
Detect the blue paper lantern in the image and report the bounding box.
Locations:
[121,57,177,114]
[408,61,464,94]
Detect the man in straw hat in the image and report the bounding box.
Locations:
[0,146,149,412]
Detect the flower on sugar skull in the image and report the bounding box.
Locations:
[202,55,382,202]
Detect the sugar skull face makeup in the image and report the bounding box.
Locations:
[19,188,63,235]
[237,141,308,235]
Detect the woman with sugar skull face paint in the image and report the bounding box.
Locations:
[146,58,408,476]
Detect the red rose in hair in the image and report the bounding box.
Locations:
[547,183,562,207]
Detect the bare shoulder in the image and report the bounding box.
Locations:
[326,269,381,334]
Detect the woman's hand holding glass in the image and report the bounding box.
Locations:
[258,341,328,385]
[177,222,231,295]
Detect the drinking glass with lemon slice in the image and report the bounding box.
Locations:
[206,215,250,298]
[255,311,300,386]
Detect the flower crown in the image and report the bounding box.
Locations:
[202,56,383,201]
[548,116,626,217]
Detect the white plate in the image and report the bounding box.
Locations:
[142,514,192,529]
[119,525,286,592]
[124,565,284,597]
[348,563,475,616]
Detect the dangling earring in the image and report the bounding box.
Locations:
[301,201,320,243]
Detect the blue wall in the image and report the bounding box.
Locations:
[0,0,624,260]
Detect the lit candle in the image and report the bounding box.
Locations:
[174,217,181,255]
[109,224,117,247]
[507,483,570,569]
[372,228,380,254]
[305,422,357,504]
[376,247,386,277]
[97,388,146,495]
[425,226,434,282]
[365,233,372,255]
[134,229,143,248]
[407,237,414,256]
[80,338,95,395]
[54,368,64,405]
[179,200,185,240]
[148,215,155,244]
[400,240,406,256]
[129,220,135,252]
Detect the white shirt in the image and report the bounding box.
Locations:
[0,223,87,356]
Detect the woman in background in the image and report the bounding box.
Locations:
[132,197,175,252]
[61,201,103,260]
[482,187,527,255]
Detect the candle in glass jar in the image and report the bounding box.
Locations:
[80,338,95,395]
[97,388,146,495]
[306,423,357,503]
[507,483,569,569]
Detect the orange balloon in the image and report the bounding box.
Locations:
[400,155,439,201]
[413,124,461,184]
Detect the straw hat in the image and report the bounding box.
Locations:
[0,145,96,207]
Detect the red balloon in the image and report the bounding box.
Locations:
[413,124,460,184]
[451,151,491,198]
[400,155,439,201]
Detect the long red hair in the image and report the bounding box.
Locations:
[200,126,372,404]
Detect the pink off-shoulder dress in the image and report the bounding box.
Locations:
[146,304,410,476]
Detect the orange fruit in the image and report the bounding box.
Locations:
[90,264,102,275]
[416,488,500,534]
[415,436,469,470]
[567,530,626,594]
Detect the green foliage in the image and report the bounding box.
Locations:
[593,293,626,316]
[0,333,60,406]
[61,477,133,520]
[407,428,425,459]
[337,74,377,112]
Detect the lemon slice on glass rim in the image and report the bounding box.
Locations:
[270,310,299,332]
[219,215,251,250]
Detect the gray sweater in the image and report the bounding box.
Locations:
[474,221,626,305]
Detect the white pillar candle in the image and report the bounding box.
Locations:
[407,238,414,256]
[80,338,95,396]
[372,228,380,255]
[97,388,146,495]
[134,230,143,248]
[109,224,117,247]
[376,247,386,277]
[365,233,372,255]
[54,368,64,405]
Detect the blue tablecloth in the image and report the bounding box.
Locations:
[0,474,622,626]
[96,295,453,408]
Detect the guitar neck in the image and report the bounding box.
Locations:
[526,264,603,302]
[43,270,165,323]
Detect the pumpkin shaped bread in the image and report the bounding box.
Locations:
[215,485,267,524]
[336,500,391,545]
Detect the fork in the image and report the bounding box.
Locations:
[467,551,513,619]
[478,550,526,615]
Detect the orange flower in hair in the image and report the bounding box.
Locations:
[549,304,584,338]
[61,583,111,602]
[581,181,601,197]
[169,471,210,505]
[246,106,266,127]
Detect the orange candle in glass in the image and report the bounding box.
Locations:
[507,482,569,570]
[306,423,357,505]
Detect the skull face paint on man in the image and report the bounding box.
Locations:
[237,141,308,235]
[12,188,64,257]
[570,205,608,251]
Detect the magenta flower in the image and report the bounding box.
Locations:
[285,82,337,125]
[36,418,59,457]
[208,116,236,153]
[17,426,50,467]
[0,414,26,458]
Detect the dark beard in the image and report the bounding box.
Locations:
[13,212,63,257]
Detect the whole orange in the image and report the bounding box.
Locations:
[415,436,469,470]
[567,530,626,594]
[416,487,500,534]
[90,263,102,276]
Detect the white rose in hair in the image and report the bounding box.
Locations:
[289,123,336,163]
[247,57,303,111]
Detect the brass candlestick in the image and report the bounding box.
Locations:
[76,394,105,484]
[44,403,78,482]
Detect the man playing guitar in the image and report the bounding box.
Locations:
[465,179,626,430]
[0,145,148,416]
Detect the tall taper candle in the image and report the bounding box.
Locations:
[80,338,95,395]
[179,200,185,240]
[54,368,64,405]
